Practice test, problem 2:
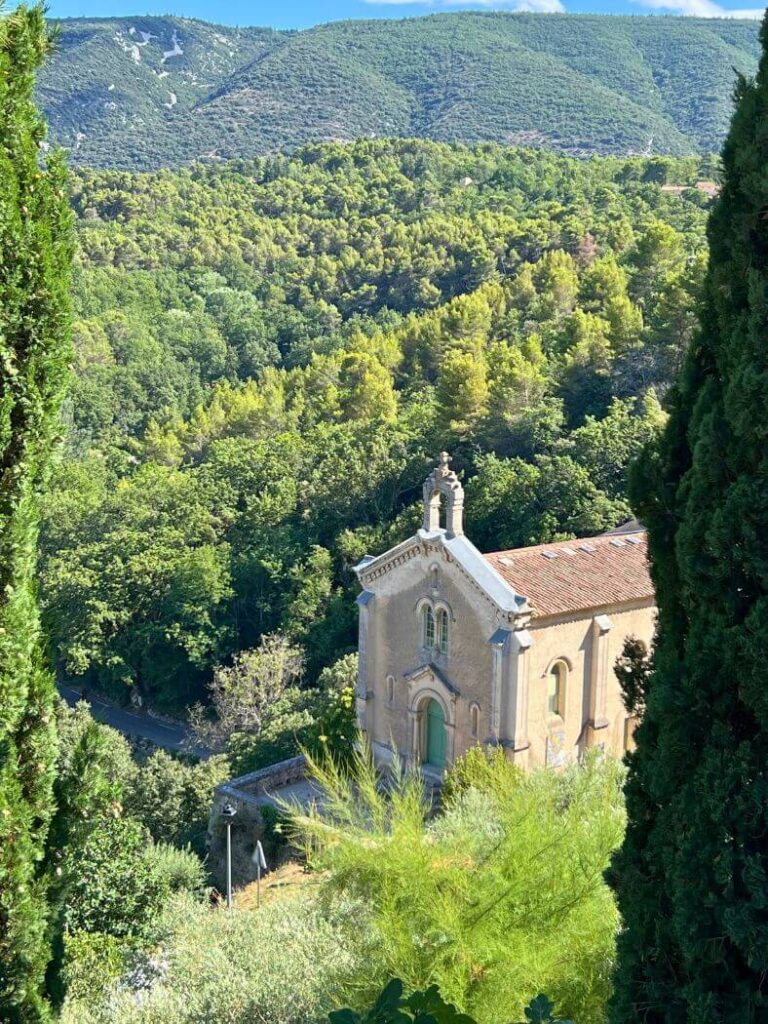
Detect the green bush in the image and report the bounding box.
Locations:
[62,814,171,939]
[61,931,141,1007]
[124,748,231,855]
[330,980,574,1023]
[291,745,624,1024]
[226,698,315,775]
[62,812,205,941]
[226,652,358,774]
[308,654,358,765]
[57,700,228,858]
[57,700,138,794]
[61,891,368,1024]
[440,743,520,805]
[149,842,208,898]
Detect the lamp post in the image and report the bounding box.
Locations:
[221,802,237,910]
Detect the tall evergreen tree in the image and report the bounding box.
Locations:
[610,16,768,1024]
[0,5,74,1020]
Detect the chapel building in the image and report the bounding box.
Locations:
[353,454,656,774]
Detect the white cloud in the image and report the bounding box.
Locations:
[635,0,764,16]
[363,0,565,10]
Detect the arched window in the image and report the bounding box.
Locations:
[470,703,480,739]
[548,661,567,717]
[423,606,435,648]
[437,608,449,655]
[386,675,395,704]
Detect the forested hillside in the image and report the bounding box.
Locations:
[38,12,761,169]
[40,139,709,712]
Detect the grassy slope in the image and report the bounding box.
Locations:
[38,12,761,169]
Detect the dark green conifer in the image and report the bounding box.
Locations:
[0,5,73,1020]
[610,15,768,1024]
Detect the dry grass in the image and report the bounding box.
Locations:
[235,859,324,910]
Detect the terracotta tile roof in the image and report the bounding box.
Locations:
[483,530,654,618]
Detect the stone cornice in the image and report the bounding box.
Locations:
[527,595,657,630]
[355,528,531,621]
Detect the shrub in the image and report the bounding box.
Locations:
[330,980,574,1023]
[308,654,358,765]
[56,699,138,794]
[149,842,208,898]
[61,932,140,1007]
[61,891,368,1024]
[227,695,315,775]
[227,652,358,774]
[440,743,520,805]
[62,814,171,939]
[291,745,624,1024]
[124,748,231,855]
[57,701,227,857]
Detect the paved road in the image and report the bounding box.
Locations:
[57,682,201,754]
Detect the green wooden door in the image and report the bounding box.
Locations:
[425,699,446,768]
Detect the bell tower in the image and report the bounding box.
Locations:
[422,452,464,538]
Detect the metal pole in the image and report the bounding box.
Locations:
[256,860,261,909]
[226,820,233,910]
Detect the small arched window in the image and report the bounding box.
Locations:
[470,703,480,739]
[423,606,436,648]
[386,675,395,704]
[548,661,567,718]
[437,609,449,655]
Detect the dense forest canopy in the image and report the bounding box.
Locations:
[42,139,711,711]
[37,13,760,170]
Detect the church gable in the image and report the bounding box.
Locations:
[355,453,527,619]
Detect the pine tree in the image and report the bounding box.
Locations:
[609,16,768,1024]
[0,5,74,1020]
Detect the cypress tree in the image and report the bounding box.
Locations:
[0,5,73,1020]
[610,15,768,1024]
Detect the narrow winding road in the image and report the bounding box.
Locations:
[57,682,202,754]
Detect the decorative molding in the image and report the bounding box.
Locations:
[404,661,459,700]
[359,541,421,585]
[528,597,656,629]
[544,653,574,675]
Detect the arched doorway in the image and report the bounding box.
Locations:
[423,698,446,769]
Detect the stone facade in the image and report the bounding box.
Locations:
[354,455,655,774]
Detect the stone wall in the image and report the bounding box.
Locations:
[207,755,307,889]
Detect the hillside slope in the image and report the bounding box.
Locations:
[39,13,761,169]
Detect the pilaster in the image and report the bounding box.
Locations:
[491,627,533,767]
[356,591,375,733]
[587,613,612,746]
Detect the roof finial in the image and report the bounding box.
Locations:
[423,451,464,538]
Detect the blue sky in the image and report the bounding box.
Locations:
[43,0,766,29]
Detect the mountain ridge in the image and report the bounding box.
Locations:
[38,12,761,169]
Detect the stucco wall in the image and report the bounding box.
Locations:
[358,533,655,773]
[524,602,656,768]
